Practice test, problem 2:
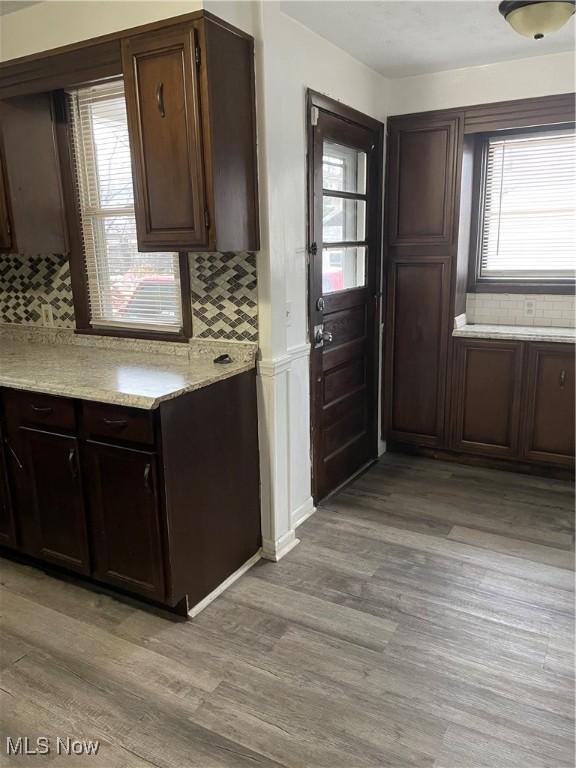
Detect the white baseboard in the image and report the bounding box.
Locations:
[261,530,300,562]
[188,549,262,618]
[292,496,316,529]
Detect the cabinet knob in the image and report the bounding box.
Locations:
[155,82,166,118]
[560,369,567,388]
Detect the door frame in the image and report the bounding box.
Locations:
[306,89,384,503]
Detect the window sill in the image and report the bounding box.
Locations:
[469,281,576,296]
[75,327,190,344]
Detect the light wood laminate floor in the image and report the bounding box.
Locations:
[1,454,574,767]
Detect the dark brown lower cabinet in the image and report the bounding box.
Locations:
[0,424,15,547]
[21,427,90,573]
[450,338,574,471]
[451,339,523,457]
[85,442,165,600]
[521,343,575,466]
[0,371,261,613]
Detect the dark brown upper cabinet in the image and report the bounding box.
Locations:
[0,93,68,255]
[0,140,13,251]
[387,116,461,249]
[122,16,259,253]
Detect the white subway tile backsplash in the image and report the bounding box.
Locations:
[466,293,575,328]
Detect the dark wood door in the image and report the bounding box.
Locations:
[451,339,524,457]
[85,441,165,600]
[122,24,207,251]
[21,427,89,573]
[522,343,575,466]
[308,93,383,502]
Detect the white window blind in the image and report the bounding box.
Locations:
[68,81,183,333]
[479,128,576,282]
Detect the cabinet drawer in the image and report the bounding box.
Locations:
[4,390,76,431]
[81,402,155,446]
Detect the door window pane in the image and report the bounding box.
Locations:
[323,197,366,243]
[322,247,366,294]
[323,140,367,194]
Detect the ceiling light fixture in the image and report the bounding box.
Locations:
[499,0,575,39]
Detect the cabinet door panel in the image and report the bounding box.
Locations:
[386,260,449,444]
[21,428,89,572]
[0,142,13,251]
[522,344,575,466]
[85,441,165,600]
[0,426,16,548]
[451,340,523,457]
[388,118,459,246]
[0,94,68,255]
[122,26,207,250]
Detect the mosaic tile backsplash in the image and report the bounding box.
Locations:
[190,251,258,342]
[0,252,75,328]
[0,251,259,342]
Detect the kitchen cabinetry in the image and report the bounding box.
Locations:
[383,113,462,446]
[22,428,89,573]
[451,338,574,470]
[451,339,524,457]
[0,423,15,547]
[0,372,261,614]
[86,442,165,600]
[122,15,259,253]
[0,93,68,255]
[521,343,575,466]
[0,142,13,251]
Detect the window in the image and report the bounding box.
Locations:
[471,127,576,292]
[68,81,186,335]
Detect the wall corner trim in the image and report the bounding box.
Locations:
[261,531,300,562]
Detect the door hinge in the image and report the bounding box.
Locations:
[195,45,201,67]
[204,208,210,228]
[308,241,318,256]
[310,106,319,127]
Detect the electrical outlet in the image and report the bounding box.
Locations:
[524,299,535,318]
[41,305,54,327]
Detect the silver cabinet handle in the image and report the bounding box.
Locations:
[144,463,152,492]
[68,447,78,480]
[155,82,165,118]
[560,369,567,388]
[5,439,23,471]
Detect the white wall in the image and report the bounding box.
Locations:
[0,1,202,61]
[216,1,389,557]
[389,50,575,115]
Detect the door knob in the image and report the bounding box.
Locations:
[313,326,333,346]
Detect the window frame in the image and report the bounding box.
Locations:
[468,123,576,296]
[54,88,192,342]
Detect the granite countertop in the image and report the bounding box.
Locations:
[0,330,257,409]
[453,324,576,344]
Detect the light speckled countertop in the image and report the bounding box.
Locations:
[453,324,575,344]
[0,327,257,409]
